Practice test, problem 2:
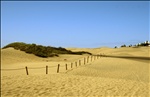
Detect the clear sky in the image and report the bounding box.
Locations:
[1,1,149,48]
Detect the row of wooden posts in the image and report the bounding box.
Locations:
[25,55,101,75]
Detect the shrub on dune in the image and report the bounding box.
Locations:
[2,42,91,58]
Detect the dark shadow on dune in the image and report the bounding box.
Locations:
[105,55,150,60]
[100,55,150,63]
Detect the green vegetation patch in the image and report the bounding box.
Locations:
[2,42,91,58]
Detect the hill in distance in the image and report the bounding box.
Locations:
[2,42,92,58]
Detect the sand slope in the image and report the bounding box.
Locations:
[67,47,150,57]
[2,74,149,97]
[1,47,150,97]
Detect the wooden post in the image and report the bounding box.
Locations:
[84,58,86,64]
[25,66,29,75]
[75,62,77,67]
[71,63,73,68]
[79,60,81,66]
[46,65,48,74]
[66,64,68,70]
[57,64,60,73]
[91,56,92,62]
[87,56,89,63]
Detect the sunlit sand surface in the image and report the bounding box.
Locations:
[1,47,150,97]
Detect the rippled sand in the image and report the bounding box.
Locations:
[1,47,150,97]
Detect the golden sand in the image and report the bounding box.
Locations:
[1,47,150,97]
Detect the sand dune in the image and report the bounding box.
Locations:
[1,47,150,97]
[1,47,86,68]
[67,47,150,57]
[2,74,149,97]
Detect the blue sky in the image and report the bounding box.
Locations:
[1,1,149,48]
